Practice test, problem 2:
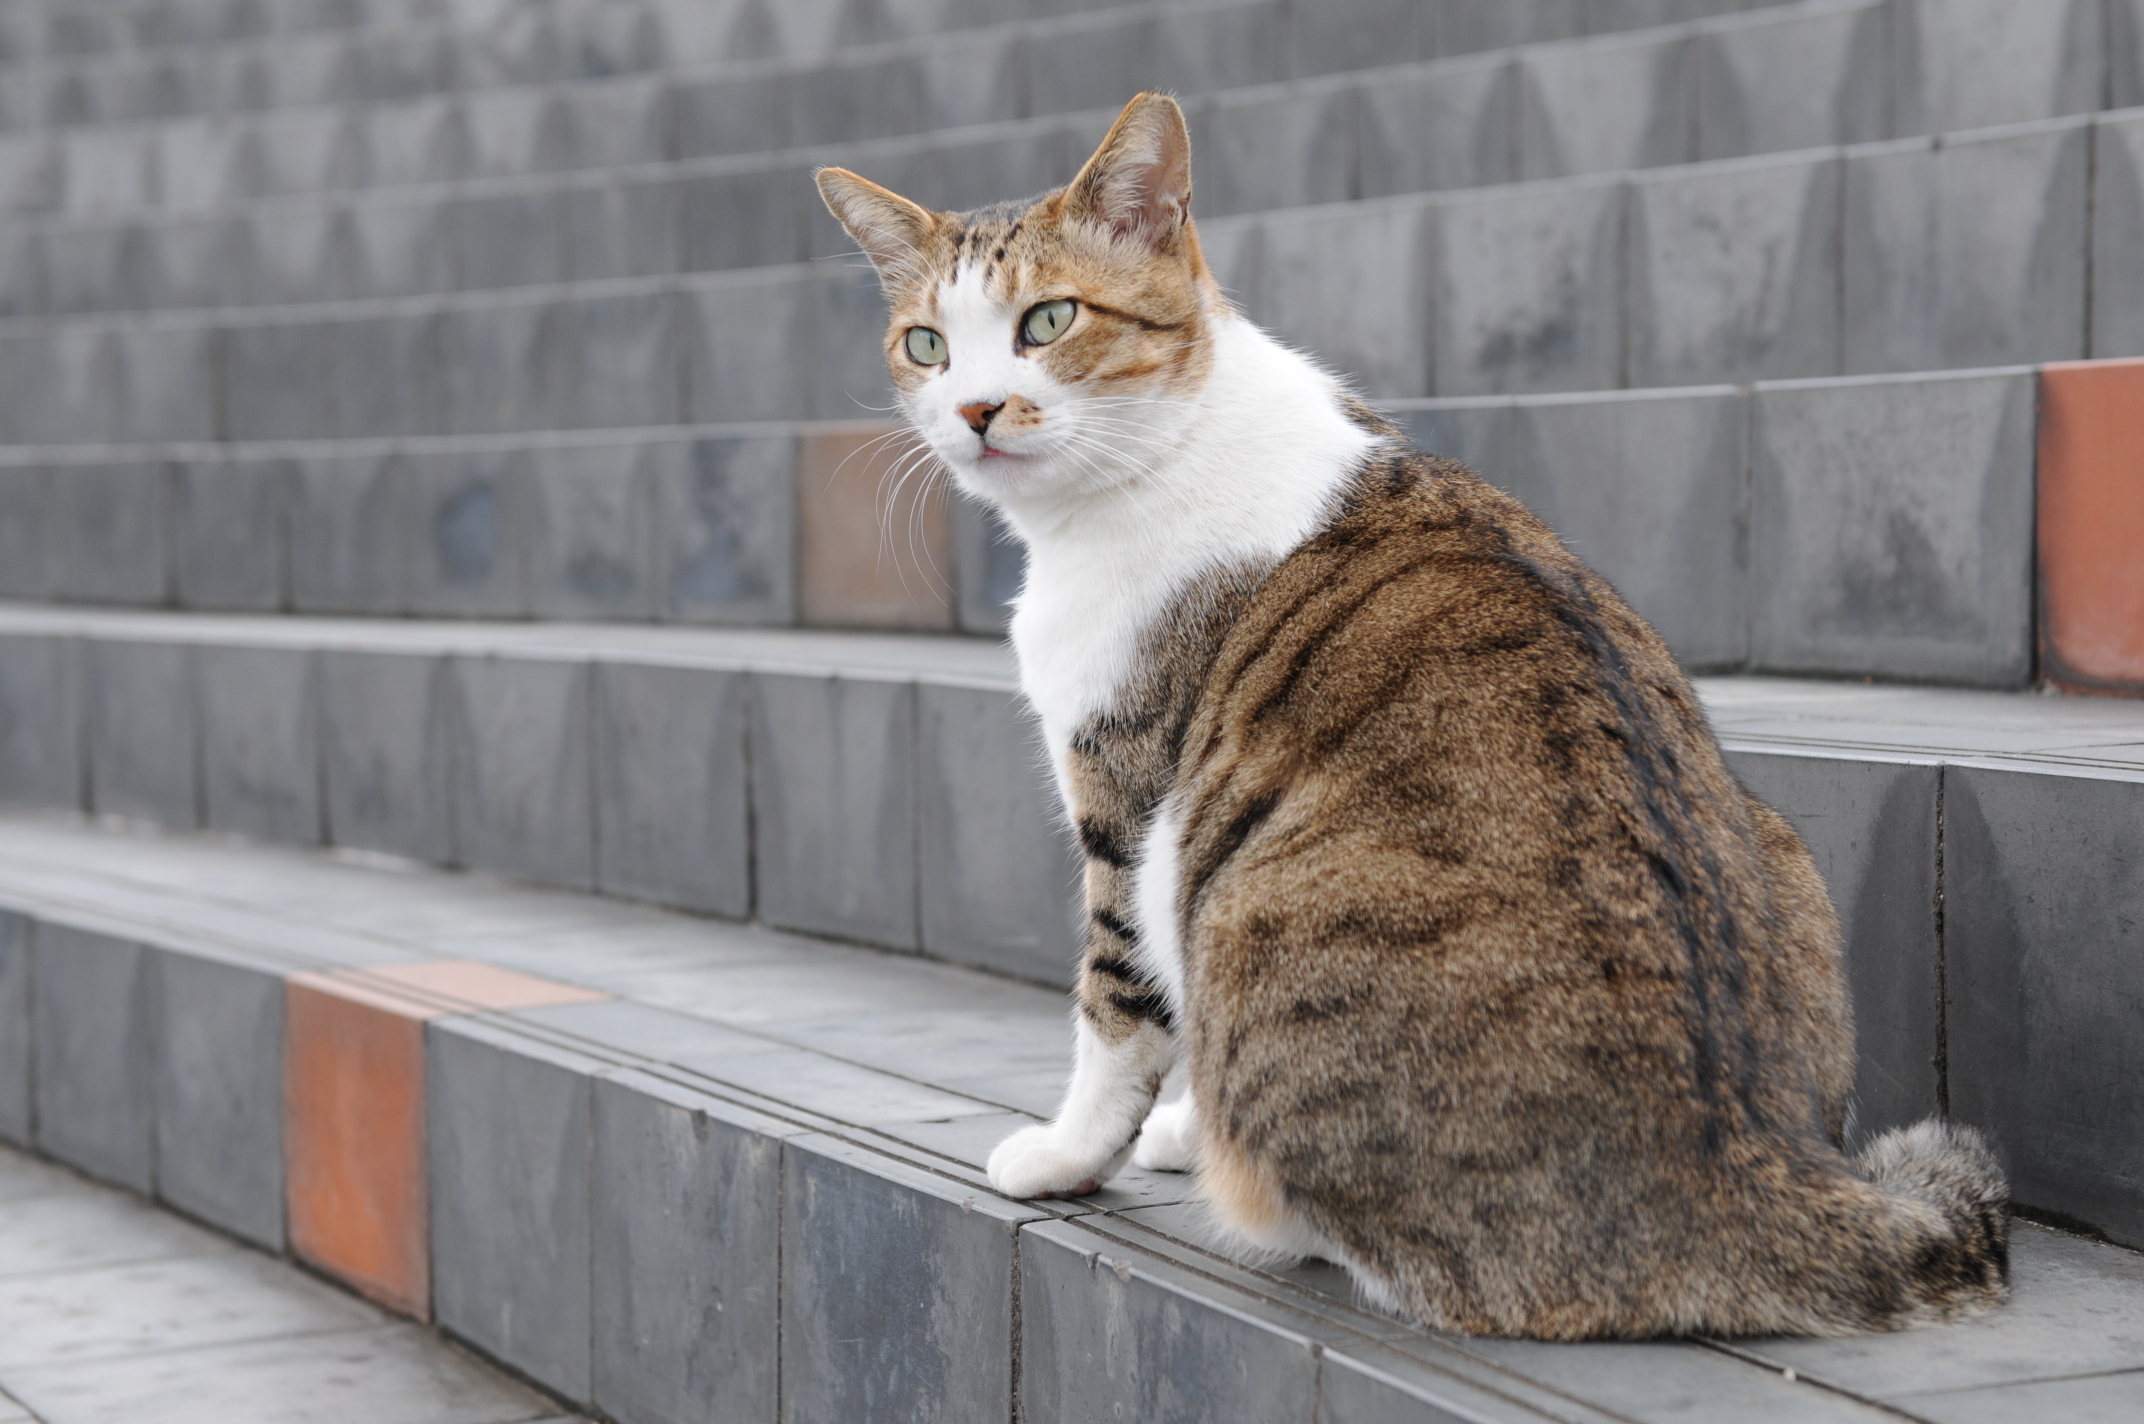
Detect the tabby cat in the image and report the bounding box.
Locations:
[816,93,2008,1339]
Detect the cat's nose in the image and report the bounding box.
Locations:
[959,401,1004,434]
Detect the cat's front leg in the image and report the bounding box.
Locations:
[987,1016,1175,1198]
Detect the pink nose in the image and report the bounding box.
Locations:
[959,401,1003,434]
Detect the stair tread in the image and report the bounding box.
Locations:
[0,804,2139,1422]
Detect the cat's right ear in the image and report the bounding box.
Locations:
[1064,92,1193,251]
[816,168,935,284]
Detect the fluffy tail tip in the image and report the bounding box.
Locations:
[1855,1118,2011,1319]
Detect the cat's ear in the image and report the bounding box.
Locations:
[1064,92,1193,250]
[816,167,935,280]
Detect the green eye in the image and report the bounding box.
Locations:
[1022,299,1075,346]
[905,327,948,365]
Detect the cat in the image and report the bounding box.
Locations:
[816,92,2008,1339]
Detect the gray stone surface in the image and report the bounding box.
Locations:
[950,496,1021,636]
[318,647,454,863]
[589,1068,785,1424]
[647,435,796,625]
[915,681,1079,985]
[592,659,750,918]
[172,457,288,613]
[1626,150,1840,386]
[403,447,528,618]
[1502,385,1748,669]
[86,638,198,826]
[1890,0,2103,136]
[150,946,285,1249]
[2092,110,2144,360]
[1946,765,2144,1246]
[1020,1216,1321,1423]
[1694,0,1886,160]
[1255,196,1436,398]
[0,465,52,600]
[1436,173,1624,394]
[1901,1370,2144,1423]
[289,453,405,614]
[1394,398,1516,479]
[1191,82,1357,220]
[0,911,26,1146]
[31,922,152,1193]
[1725,750,1942,1138]
[446,653,596,890]
[524,441,652,621]
[195,643,322,844]
[1748,369,2035,686]
[682,275,815,426]
[428,1018,599,1407]
[1515,27,1693,181]
[781,1132,1037,1424]
[750,670,918,951]
[59,462,169,605]
[0,632,82,809]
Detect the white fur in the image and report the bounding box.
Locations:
[1130,1095,1198,1172]
[986,1017,1175,1197]
[1131,794,1186,1016]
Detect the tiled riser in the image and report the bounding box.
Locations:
[2,110,2141,444]
[3,877,2142,1424]
[0,0,1783,131]
[0,626,1085,982]
[7,0,2136,233]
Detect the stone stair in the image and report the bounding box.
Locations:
[0,0,2141,1419]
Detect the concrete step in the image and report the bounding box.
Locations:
[1,356,2138,689]
[8,0,2121,227]
[0,108,2137,442]
[12,5,2142,321]
[1,807,2140,1421]
[0,0,1777,134]
[0,603,2138,1183]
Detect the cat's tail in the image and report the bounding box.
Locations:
[1843,1118,2010,1327]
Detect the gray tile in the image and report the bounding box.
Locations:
[0,1179,235,1279]
[648,434,797,626]
[0,466,55,600]
[589,1068,785,1424]
[115,317,217,443]
[917,27,1027,131]
[1891,0,2103,136]
[750,670,918,950]
[593,660,750,918]
[0,1144,77,1202]
[0,633,84,810]
[319,648,454,863]
[1020,1216,1320,1423]
[805,262,900,422]
[0,913,26,1145]
[1289,0,1428,77]
[1503,386,1748,669]
[345,194,453,301]
[1694,1,1886,162]
[1740,1223,2144,1399]
[1626,151,1840,387]
[3,1320,555,1424]
[2092,112,2144,361]
[86,638,197,827]
[39,224,142,321]
[429,1019,597,1406]
[0,1246,376,1372]
[223,319,335,443]
[1723,750,1940,1138]
[916,681,1079,985]
[32,923,153,1193]
[150,947,285,1250]
[331,310,444,437]
[1516,30,1694,181]
[559,174,679,284]
[1947,766,2144,1244]
[523,442,653,620]
[289,453,405,615]
[142,213,249,311]
[402,447,528,617]
[1748,369,2036,686]
[447,654,596,890]
[1392,398,1516,481]
[452,189,567,293]
[196,643,322,845]
[1256,197,1435,399]
[172,457,288,612]
[681,1045,986,1126]
[677,166,804,274]
[951,495,1021,636]
[245,204,351,306]
[2118,0,2144,112]
[682,273,814,426]
[1193,85,1358,221]
[1900,1369,2144,1424]
[788,50,922,149]
[558,290,679,429]
[670,69,789,161]
[1028,13,1156,115]
[440,298,553,436]
[1435,174,1624,395]
[783,1132,1039,1424]
[58,462,170,606]
[1439,0,1585,54]
[1356,53,1518,201]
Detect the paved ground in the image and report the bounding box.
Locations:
[0,1145,581,1424]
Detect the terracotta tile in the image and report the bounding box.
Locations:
[364,959,609,1012]
[2039,358,2144,695]
[797,422,956,631]
[283,973,438,1319]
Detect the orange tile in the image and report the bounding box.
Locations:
[284,972,439,1318]
[365,959,609,1012]
[797,422,956,631]
[2039,358,2144,695]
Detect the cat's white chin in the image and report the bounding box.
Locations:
[986,1122,1132,1198]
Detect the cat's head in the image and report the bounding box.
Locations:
[816,93,1226,514]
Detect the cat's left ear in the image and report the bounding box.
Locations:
[1064,92,1193,251]
[816,167,936,282]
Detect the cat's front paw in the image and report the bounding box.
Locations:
[987,1124,1116,1199]
[1131,1097,1198,1173]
